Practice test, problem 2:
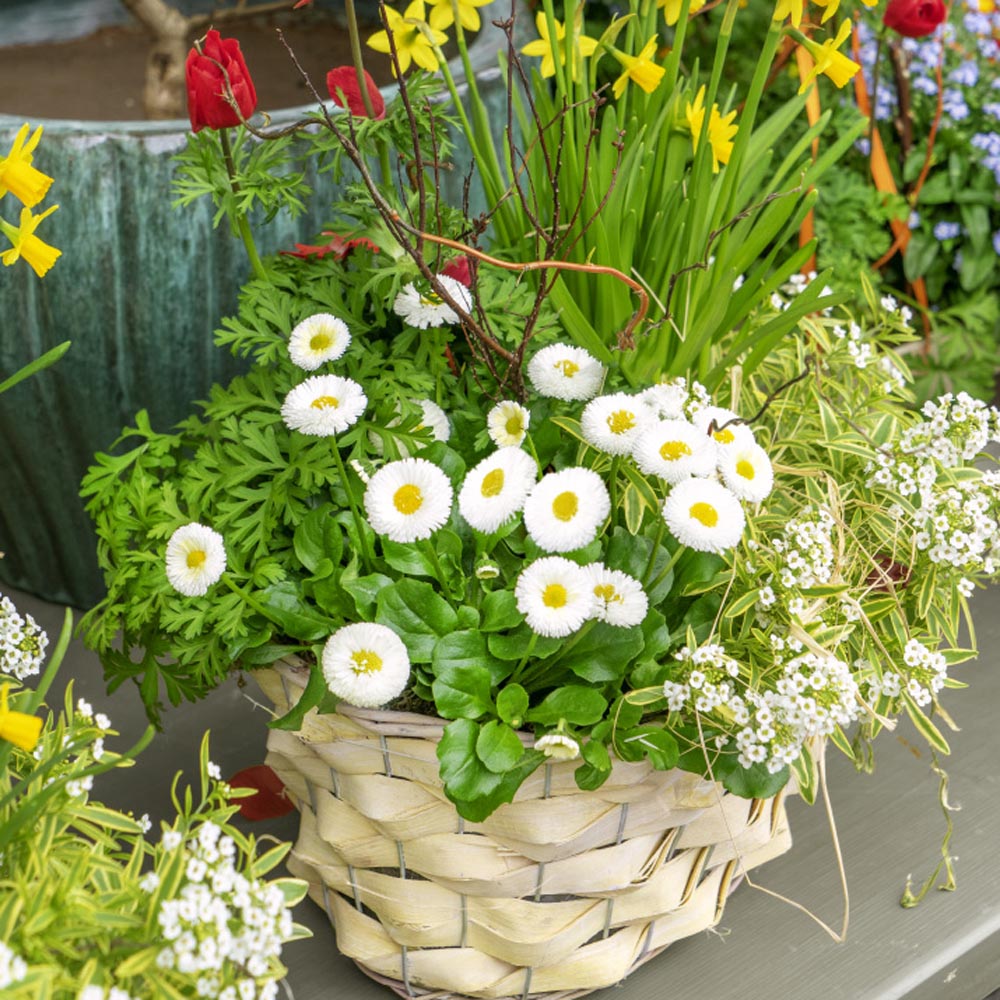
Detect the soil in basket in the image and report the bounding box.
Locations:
[0,12,396,121]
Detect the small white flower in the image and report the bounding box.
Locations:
[639,380,689,420]
[363,457,454,542]
[416,399,450,442]
[523,467,610,553]
[393,275,471,329]
[487,400,530,448]
[534,733,581,760]
[458,448,537,533]
[78,987,105,1000]
[718,442,774,502]
[527,344,606,401]
[280,374,367,436]
[161,830,182,851]
[691,406,755,450]
[76,698,94,720]
[632,419,716,483]
[662,478,746,553]
[515,556,596,638]
[165,523,227,597]
[587,564,648,627]
[580,392,649,455]
[139,871,160,893]
[322,622,411,708]
[287,313,351,370]
[206,761,222,780]
[94,712,111,731]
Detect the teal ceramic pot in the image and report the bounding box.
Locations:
[0,4,510,608]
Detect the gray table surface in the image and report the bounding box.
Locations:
[8,584,1000,1000]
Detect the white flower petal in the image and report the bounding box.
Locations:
[165,523,226,597]
[322,623,411,708]
[281,374,367,436]
[523,467,610,552]
[288,313,351,370]
[458,448,538,533]
[662,478,746,553]
[364,457,454,542]
[632,419,716,483]
[487,400,531,448]
[514,556,596,637]
[527,344,605,401]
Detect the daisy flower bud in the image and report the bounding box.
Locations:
[165,522,227,597]
[322,622,411,708]
[534,732,581,760]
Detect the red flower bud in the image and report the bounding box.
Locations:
[326,66,386,120]
[280,231,381,259]
[883,0,947,38]
[442,255,473,287]
[185,30,257,133]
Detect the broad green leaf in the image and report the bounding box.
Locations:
[562,622,645,682]
[723,761,790,799]
[476,720,525,773]
[377,579,458,661]
[432,629,508,685]
[260,582,332,641]
[480,589,523,632]
[432,661,495,720]
[496,683,529,726]
[614,725,679,770]
[268,664,329,731]
[527,686,608,726]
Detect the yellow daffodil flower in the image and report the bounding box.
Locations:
[521,13,598,81]
[0,123,54,209]
[0,204,62,278]
[810,0,841,23]
[798,21,861,93]
[0,685,43,751]
[610,37,666,99]
[428,0,491,32]
[658,0,706,27]
[368,0,446,76]
[772,0,805,27]
[684,85,739,172]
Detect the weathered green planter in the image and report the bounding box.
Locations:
[0,8,509,608]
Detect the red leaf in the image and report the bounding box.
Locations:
[228,764,296,820]
[280,232,381,260]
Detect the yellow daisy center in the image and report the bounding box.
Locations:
[186,549,207,569]
[736,459,756,480]
[542,583,568,608]
[310,395,340,410]
[505,414,524,437]
[481,468,505,498]
[660,440,692,462]
[552,491,579,521]
[393,484,424,515]
[309,332,333,351]
[351,649,383,675]
[713,427,735,444]
[594,583,622,603]
[555,359,580,378]
[420,291,443,307]
[689,502,719,527]
[607,410,636,435]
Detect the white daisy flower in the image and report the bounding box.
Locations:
[587,564,649,627]
[364,457,454,542]
[639,380,688,420]
[287,313,351,371]
[322,622,411,708]
[581,392,649,455]
[458,448,538,533]
[632,419,716,483]
[515,556,596,638]
[535,733,581,760]
[487,400,531,448]
[662,478,746,553]
[393,275,472,329]
[527,344,606,401]
[523,467,611,553]
[691,406,755,450]
[416,399,451,442]
[281,374,367,436]
[719,442,774,503]
[165,523,226,597]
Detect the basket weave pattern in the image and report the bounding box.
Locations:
[256,660,794,1000]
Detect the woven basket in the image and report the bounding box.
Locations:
[255,658,794,1000]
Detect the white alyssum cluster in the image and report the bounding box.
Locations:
[77,987,137,1000]
[155,821,293,1000]
[757,507,836,615]
[912,479,1000,574]
[0,940,27,990]
[831,321,872,369]
[865,639,948,708]
[664,643,861,774]
[0,592,48,680]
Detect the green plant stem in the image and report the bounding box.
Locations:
[422,539,448,588]
[645,542,685,594]
[522,620,597,689]
[509,632,539,686]
[641,520,667,584]
[221,575,280,623]
[218,128,267,282]
[330,445,374,572]
[344,0,394,186]
[663,0,692,94]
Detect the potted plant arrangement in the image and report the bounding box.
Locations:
[78,0,1000,995]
